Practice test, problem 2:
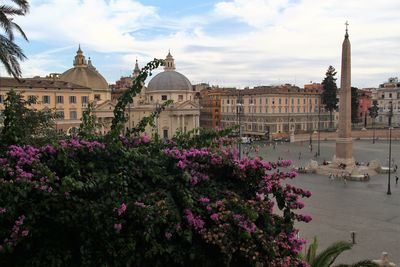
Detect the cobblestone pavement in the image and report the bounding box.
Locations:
[247,139,400,264]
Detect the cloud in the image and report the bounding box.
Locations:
[18,0,158,52]
[12,0,400,88]
[214,0,292,28]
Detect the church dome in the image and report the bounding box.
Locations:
[60,46,109,90]
[147,52,192,92]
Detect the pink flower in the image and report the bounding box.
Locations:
[184,209,205,232]
[210,213,219,221]
[165,232,172,240]
[141,134,151,143]
[134,201,146,208]
[21,230,29,237]
[0,207,6,214]
[114,223,122,233]
[117,203,127,216]
[199,197,210,204]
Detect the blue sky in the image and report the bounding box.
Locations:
[5,0,400,88]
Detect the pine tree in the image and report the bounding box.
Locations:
[321,66,339,129]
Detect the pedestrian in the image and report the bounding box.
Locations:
[343,177,347,185]
[298,152,302,160]
[396,176,399,185]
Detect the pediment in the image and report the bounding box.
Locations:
[93,100,116,112]
[173,100,199,110]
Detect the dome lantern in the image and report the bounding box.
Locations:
[73,44,87,67]
[164,50,176,71]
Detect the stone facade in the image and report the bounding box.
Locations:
[219,85,332,139]
[0,46,113,135]
[124,52,200,138]
[375,77,400,127]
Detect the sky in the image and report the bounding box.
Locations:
[4,0,400,88]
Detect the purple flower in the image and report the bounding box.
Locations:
[134,201,146,208]
[210,213,219,221]
[117,203,127,216]
[199,197,210,204]
[165,232,172,240]
[0,207,6,214]
[21,230,29,237]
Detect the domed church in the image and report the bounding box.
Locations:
[60,45,111,101]
[59,45,114,134]
[127,52,200,138]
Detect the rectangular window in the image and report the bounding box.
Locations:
[178,95,183,101]
[81,96,88,104]
[163,129,168,139]
[297,98,300,104]
[0,95,4,104]
[94,94,101,101]
[43,95,50,104]
[57,96,64,104]
[70,110,77,120]
[291,98,294,105]
[150,96,153,101]
[69,96,76,104]
[162,95,168,101]
[279,98,282,104]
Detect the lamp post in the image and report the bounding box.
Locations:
[317,102,321,157]
[387,100,393,195]
[237,91,243,159]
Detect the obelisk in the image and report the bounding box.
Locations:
[335,22,354,166]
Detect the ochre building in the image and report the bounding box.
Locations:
[0,46,112,134]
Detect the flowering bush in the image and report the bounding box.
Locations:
[0,132,311,266]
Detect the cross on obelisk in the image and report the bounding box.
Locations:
[335,22,355,166]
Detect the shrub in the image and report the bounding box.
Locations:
[0,133,312,266]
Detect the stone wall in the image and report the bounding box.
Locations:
[294,128,400,142]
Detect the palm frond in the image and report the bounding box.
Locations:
[313,241,352,267]
[306,236,319,265]
[0,34,27,78]
[11,0,29,13]
[11,21,28,41]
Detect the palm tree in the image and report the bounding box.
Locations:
[300,237,378,267]
[0,0,29,78]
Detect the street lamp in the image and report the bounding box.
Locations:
[387,100,393,195]
[237,91,243,160]
[317,102,321,157]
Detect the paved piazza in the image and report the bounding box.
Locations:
[247,139,400,264]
